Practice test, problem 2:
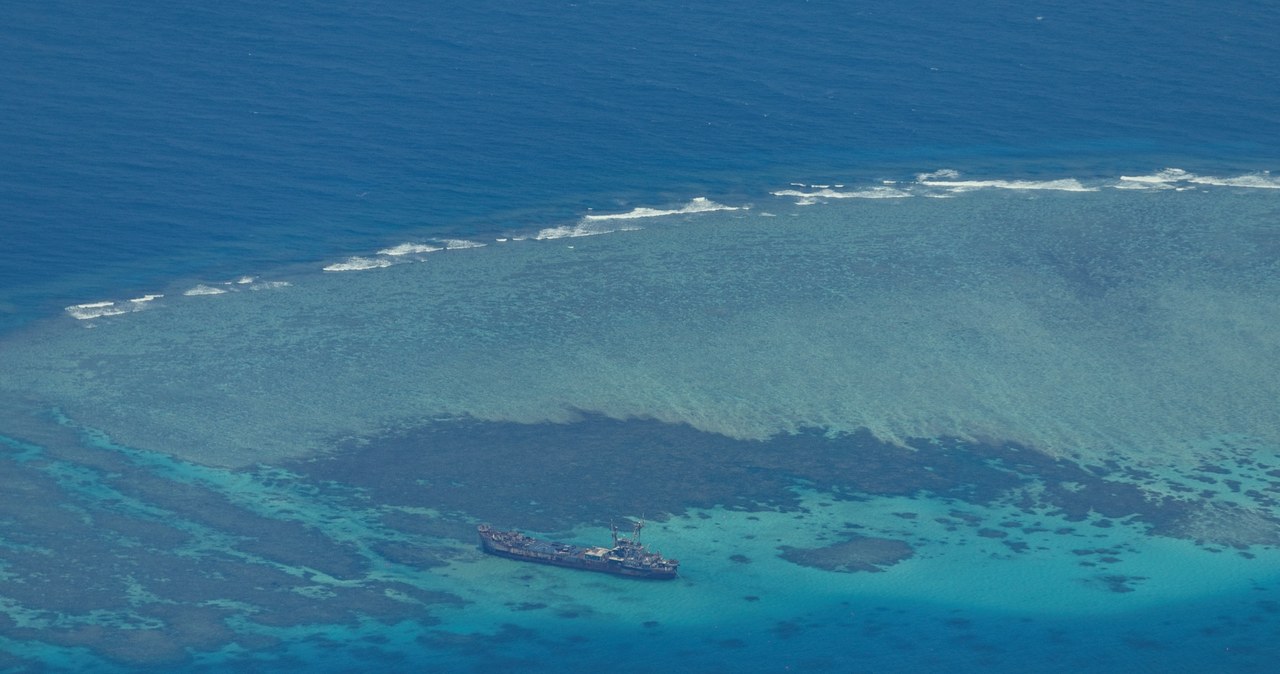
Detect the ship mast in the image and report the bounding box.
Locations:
[610,519,646,547]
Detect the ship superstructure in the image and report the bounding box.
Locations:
[477,520,679,579]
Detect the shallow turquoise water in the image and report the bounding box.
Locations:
[2,174,1279,671]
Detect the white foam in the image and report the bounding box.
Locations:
[328,239,484,271]
[235,276,256,285]
[64,302,128,320]
[184,285,229,296]
[772,186,911,200]
[533,200,747,239]
[322,257,393,272]
[1119,168,1280,190]
[916,168,961,181]
[441,239,487,250]
[249,281,291,291]
[919,176,1096,192]
[378,242,444,256]
[1116,168,1198,190]
[533,196,745,240]
[1189,171,1280,189]
[534,221,640,241]
[65,295,161,320]
[1118,168,1192,185]
[582,197,741,221]
[771,171,1117,200]
[1113,180,1175,191]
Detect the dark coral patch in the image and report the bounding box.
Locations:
[779,535,914,573]
[1002,540,1030,553]
[1098,574,1148,593]
[287,417,1027,533]
[286,415,1280,553]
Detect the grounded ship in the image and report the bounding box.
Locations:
[477,520,679,579]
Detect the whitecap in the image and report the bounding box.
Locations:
[920,176,1096,192]
[1119,168,1280,190]
[235,276,256,284]
[534,221,641,241]
[64,301,129,320]
[249,281,291,291]
[441,239,487,250]
[913,168,1097,192]
[1116,168,1194,189]
[772,187,911,200]
[64,295,161,320]
[1188,171,1280,189]
[1118,168,1193,185]
[1113,180,1175,191]
[379,242,444,256]
[322,257,393,272]
[582,197,742,222]
[533,199,745,240]
[184,285,229,296]
[916,168,961,181]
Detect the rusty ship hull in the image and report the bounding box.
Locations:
[477,523,679,580]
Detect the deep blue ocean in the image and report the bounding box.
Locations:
[2,1,1279,672]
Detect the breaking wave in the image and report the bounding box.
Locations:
[1119,168,1280,189]
[535,197,741,240]
[64,294,163,321]
[582,197,742,221]
[323,257,394,272]
[184,285,229,296]
[379,243,443,256]
[771,186,911,200]
[53,167,1279,324]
